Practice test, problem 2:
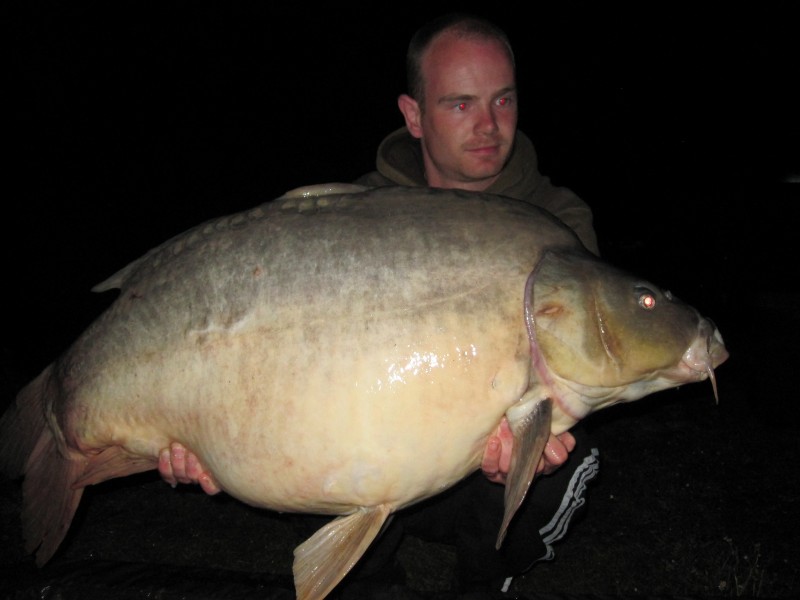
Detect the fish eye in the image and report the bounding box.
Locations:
[639,293,656,310]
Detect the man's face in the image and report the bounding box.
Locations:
[410,34,518,191]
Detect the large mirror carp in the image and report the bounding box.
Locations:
[0,185,728,599]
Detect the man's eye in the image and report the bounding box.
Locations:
[456,102,467,111]
[497,97,511,107]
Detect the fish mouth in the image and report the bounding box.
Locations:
[676,319,729,403]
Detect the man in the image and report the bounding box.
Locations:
[348,13,600,599]
[160,13,600,600]
[355,15,598,255]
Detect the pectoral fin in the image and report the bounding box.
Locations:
[293,504,392,600]
[496,397,552,549]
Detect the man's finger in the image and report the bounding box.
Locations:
[158,448,178,487]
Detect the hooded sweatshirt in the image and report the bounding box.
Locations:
[355,127,599,255]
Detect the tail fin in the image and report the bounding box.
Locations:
[0,366,87,566]
[0,367,51,478]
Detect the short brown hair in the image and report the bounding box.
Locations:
[406,13,516,106]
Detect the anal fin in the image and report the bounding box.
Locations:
[21,426,87,565]
[73,446,157,488]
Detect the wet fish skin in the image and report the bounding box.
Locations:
[0,184,728,600]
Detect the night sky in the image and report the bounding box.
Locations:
[6,3,798,383]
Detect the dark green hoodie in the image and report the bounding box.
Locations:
[356,127,599,256]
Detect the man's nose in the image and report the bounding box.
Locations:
[474,106,499,134]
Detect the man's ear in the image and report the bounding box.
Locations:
[397,94,423,139]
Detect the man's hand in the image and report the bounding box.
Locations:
[481,417,576,484]
[158,442,221,495]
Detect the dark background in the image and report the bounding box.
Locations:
[4,2,798,371]
[3,2,798,598]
